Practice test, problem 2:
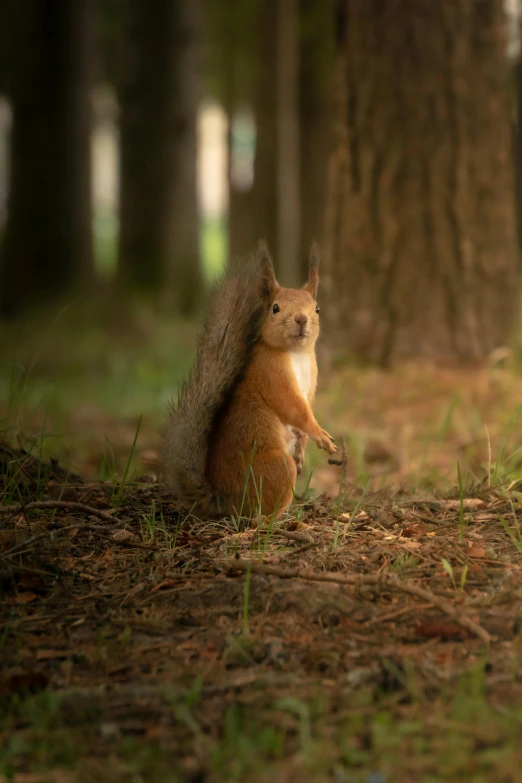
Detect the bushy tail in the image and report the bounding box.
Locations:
[161,259,264,514]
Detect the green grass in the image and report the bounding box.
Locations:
[1,210,229,457]
[5,226,522,783]
[6,276,522,496]
[0,301,198,480]
[2,664,522,782]
[2,428,522,783]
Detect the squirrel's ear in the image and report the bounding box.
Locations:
[304,241,320,298]
[257,240,279,302]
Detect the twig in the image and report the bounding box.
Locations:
[340,435,349,493]
[225,558,491,645]
[50,671,303,704]
[0,490,41,528]
[0,499,125,526]
[328,436,349,494]
[274,528,312,544]
[362,602,433,627]
[2,523,124,558]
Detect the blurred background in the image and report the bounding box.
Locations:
[1,0,522,494]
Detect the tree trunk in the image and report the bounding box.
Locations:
[276,0,300,286]
[0,0,93,317]
[299,0,335,278]
[514,32,522,259]
[227,127,256,262]
[0,0,16,97]
[514,59,521,257]
[220,0,258,262]
[250,0,278,266]
[117,0,201,315]
[323,0,518,365]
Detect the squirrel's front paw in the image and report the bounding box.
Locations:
[314,428,339,455]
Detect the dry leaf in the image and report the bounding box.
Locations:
[112,529,136,542]
[466,545,486,558]
[443,499,485,510]
[474,512,497,523]
[364,439,395,464]
[13,592,38,604]
[150,579,178,592]
[416,620,469,640]
[140,449,160,468]
[1,671,49,696]
[402,525,427,537]
[35,649,68,661]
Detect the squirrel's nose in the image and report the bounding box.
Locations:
[294,313,308,326]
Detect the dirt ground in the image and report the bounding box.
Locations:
[1,440,522,783]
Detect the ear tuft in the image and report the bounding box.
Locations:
[257,240,279,303]
[304,241,320,298]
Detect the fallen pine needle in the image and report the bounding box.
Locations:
[2,523,129,558]
[225,557,491,645]
[0,499,125,526]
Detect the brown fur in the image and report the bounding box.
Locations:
[162,242,338,518]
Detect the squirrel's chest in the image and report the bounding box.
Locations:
[288,352,313,399]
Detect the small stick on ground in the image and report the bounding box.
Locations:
[2,522,128,558]
[274,528,312,544]
[0,500,125,526]
[51,670,302,703]
[0,490,41,528]
[225,557,491,645]
[328,436,349,494]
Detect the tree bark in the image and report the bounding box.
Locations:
[0,0,93,316]
[299,0,335,278]
[0,0,16,97]
[249,0,279,267]
[117,0,201,314]
[219,0,258,262]
[227,124,256,263]
[513,35,522,259]
[276,0,300,286]
[323,0,518,365]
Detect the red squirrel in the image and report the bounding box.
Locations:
[162,243,338,518]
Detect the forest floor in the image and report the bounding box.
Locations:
[1,441,522,783]
[1,308,522,782]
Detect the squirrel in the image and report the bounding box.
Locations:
[162,242,338,518]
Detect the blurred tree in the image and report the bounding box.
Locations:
[0,0,16,96]
[206,0,334,279]
[299,0,335,276]
[206,0,259,262]
[209,0,280,270]
[214,0,334,281]
[0,0,93,316]
[117,0,201,314]
[277,0,301,286]
[94,0,124,88]
[249,0,279,267]
[513,14,522,258]
[323,0,518,365]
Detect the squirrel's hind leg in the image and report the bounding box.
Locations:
[292,430,308,475]
[244,449,296,518]
[284,427,308,475]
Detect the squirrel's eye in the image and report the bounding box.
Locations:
[272,303,280,314]
[315,305,320,314]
